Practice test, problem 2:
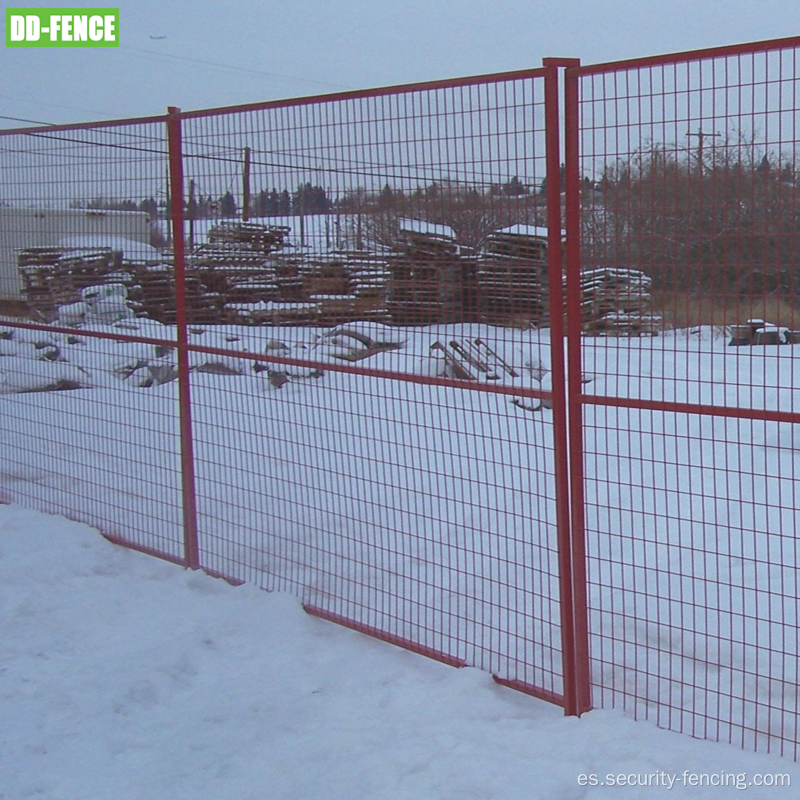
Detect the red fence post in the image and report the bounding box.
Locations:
[543,59,584,716]
[563,66,592,714]
[166,106,201,570]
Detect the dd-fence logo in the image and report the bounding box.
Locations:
[6,8,119,46]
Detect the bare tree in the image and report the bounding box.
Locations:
[586,136,800,295]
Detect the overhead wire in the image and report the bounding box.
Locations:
[121,46,353,92]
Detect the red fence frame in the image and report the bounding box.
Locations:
[0,61,589,716]
[565,35,800,757]
[3,36,800,756]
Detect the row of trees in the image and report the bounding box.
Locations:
[80,186,325,218]
[76,173,548,221]
[584,139,800,293]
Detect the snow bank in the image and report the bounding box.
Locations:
[2,503,798,800]
[3,321,800,759]
[0,358,91,393]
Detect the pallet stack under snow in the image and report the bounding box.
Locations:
[476,225,550,324]
[386,219,463,324]
[17,222,391,326]
[474,226,658,334]
[17,219,659,335]
[223,249,391,325]
[17,247,122,318]
[577,267,660,335]
[189,222,290,323]
[18,247,218,325]
[190,222,392,324]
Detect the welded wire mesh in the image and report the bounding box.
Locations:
[7,43,800,755]
[571,39,800,757]
[179,73,572,698]
[0,73,574,704]
[0,119,186,561]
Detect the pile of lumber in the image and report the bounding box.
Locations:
[128,223,291,322]
[387,219,462,324]
[476,226,550,324]
[18,247,218,325]
[189,244,279,307]
[395,219,460,259]
[223,300,319,326]
[304,252,389,324]
[475,223,659,335]
[206,221,290,253]
[346,254,393,320]
[481,225,550,261]
[185,223,289,311]
[476,255,546,323]
[16,220,658,335]
[223,250,390,326]
[18,224,294,325]
[578,268,659,335]
[123,261,219,325]
[18,247,122,317]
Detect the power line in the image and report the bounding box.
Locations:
[0,113,241,163]
[3,129,537,193]
[121,46,353,92]
[0,115,55,127]
[1,111,539,192]
[0,110,534,188]
[0,93,116,119]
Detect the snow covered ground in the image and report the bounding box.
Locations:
[1,319,799,760]
[2,503,799,800]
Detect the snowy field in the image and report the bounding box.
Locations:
[2,503,799,800]
[1,318,800,757]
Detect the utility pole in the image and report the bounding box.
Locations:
[242,146,251,222]
[686,129,720,178]
[187,178,195,251]
[299,188,305,248]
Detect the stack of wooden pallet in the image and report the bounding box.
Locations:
[16,220,659,335]
[476,256,546,323]
[387,219,462,324]
[395,219,460,259]
[223,251,305,325]
[482,225,550,261]
[189,244,278,306]
[223,250,390,326]
[189,223,289,315]
[300,255,354,325]
[473,222,659,335]
[17,223,292,324]
[578,268,660,335]
[476,226,549,324]
[223,299,319,326]
[18,247,122,317]
[206,221,291,253]
[122,261,219,324]
[345,253,391,321]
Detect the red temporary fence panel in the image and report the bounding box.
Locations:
[0,118,188,565]
[566,36,800,757]
[173,65,582,709]
[0,65,585,714]
[3,37,800,759]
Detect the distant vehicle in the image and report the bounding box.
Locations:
[0,207,154,302]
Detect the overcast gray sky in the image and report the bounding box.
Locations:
[1,0,799,127]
